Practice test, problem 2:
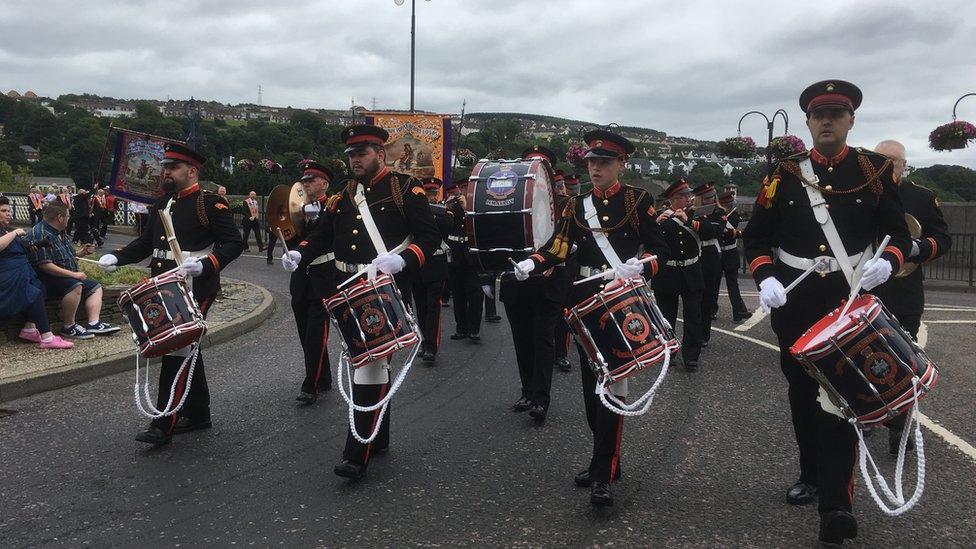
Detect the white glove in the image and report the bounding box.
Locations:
[910,240,920,258]
[514,259,535,281]
[181,256,204,277]
[759,277,787,312]
[372,252,406,275]
[860,257,893,291]
[97,253,118,272]
[282,250,301,272]
[612,257,644,280]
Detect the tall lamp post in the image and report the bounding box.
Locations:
[737,109,789,176]
[394,0,430,112]
[184,97,203,151]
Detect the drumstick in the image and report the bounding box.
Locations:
[337,241,412,289]
[573,256,657,285]
[276,227,287,247]
[782,258,825,294]
[158,208,184,265]
[837,234,891,320]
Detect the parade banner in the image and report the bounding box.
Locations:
[364,112,452,190]
[107,129,185,204]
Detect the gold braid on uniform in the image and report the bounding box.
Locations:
[573,194,641,233]
[390,175,405,213]
[196,194,209,227]
[624,189,640,230]
[856,155,890,201]
[778,160,877,197]
[546,197,575,260]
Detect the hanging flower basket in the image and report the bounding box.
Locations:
[718,136,757,159]
[566,143,588,168]
[768,135,807,160]
[330,158,349,175]
[456,148,476,167]
[235,158,254,172]
[260,158,282,173]
[928,121,976,151]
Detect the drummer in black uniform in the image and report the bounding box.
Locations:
[288,124,440,480]
[98,143,244,446]
[716,190,750,322]
[444,179,485,342]
[653,180,721,371]
[499,145,567,423]
[693,182,724,346]
[280,161,338,404]
[743,80,911,546]
[515,129,668,507]
[411,177,452,362]
[871,139,951,454]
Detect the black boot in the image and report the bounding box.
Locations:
[173,416,212,434]
[819,510,857,546]
[135,426,172,446]
[786,480,817,505]
[333,460,366,480]
[590,482,613,506]
[296,391,317,404]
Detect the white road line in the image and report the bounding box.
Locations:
[734,307,767,332]
[923,320,976,324]
[688,318,976,465]
[925,307,976,313]
[917,322,928,349]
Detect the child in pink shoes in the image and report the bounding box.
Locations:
[18,325,74,349]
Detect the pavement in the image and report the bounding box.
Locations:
[1,233,974,548]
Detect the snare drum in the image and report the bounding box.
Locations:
[324,274,421,367]
[790,294,939,429]
[465,159,555,272]
[118,271,207,358]
[566,277,679,385]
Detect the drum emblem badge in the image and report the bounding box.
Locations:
[143,302,165,329]
[863,351,896,384]
[359,305,386,336]
[486,172,517,200]
[621,309,650,343]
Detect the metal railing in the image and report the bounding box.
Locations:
[925,233,974,286]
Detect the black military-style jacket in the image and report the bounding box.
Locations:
[872,180,952,316]
[113,183,244,299]
[527,181,668,300]
[416,204,453,284]
[299,167,440,279]
[718,208,743,270]
[654,209,722,294]
[289,195,340,301]
[744,146,911,286]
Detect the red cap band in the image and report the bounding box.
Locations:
[588,138,627,157]
[667,182,690,198]
[164,151,203,168]
[303,168,329,180]
[808,93,854,112]
[345,134,386,147]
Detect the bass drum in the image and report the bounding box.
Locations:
[464,159,555,272]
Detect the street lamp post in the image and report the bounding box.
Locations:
[737,109,789,176]
[952,93,976,121]
[395,0,430,112]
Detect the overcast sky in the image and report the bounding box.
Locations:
[2,0,976,168]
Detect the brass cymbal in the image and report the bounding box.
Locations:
[895,213,923,278]
[265,182,307,242]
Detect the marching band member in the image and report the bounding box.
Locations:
[284,124,439,480]
[743,80,910,546]
[514,129,668,506]
[871,139,951,454]
[716,190,750,322]
[653,180,720,372]
[444,179,485,342]
[411,178,453,362]
[551,168,576,374]
[99,143,244,446]
[692,182,724,347]
[500,145,568,422]
[283,161,339,404]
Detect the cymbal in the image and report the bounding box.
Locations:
[266,182,307,241]
[895,213,923,278]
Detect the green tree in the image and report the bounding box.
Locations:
[0,161,14,191]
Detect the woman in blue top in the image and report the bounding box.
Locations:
[0,196,73,349]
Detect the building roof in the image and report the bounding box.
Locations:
[32,176,76,187]
[19,145,38,153]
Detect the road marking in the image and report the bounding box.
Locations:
[734,307,767,332]
[684,319,976,465]
[923,320,976,324]
[925,307,976,313]
[917,322,928,349]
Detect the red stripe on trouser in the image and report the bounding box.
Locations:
[847,439,858,504]
[609,413,624,483]
[363,382,389,462]
[166,296,210,434]
[313,324,330,386]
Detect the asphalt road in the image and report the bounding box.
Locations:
[2,234,975,548]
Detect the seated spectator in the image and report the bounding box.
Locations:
[0,197,73,349]
[26,200,120,340]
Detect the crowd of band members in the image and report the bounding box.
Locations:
[26,77,946,547]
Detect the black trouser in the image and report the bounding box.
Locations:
[886,312,922,435]
[150,294,215,435]
[448,263,483,336]
[654,287,703,363]
[266,230,278,262]
[343,382,391,465]
[780,347,858,513]
[700,249,723,342]
[412,276,446,355]
[241,219,264,248]
[97,213,109,238]
[73,218,97,244]
[485,291,497,319]
[554,316,570,361]
[66,212,75,234]
[723,265,748,317]
[292,297,332,393]
[578,349,624,484]
[502,277,561,409]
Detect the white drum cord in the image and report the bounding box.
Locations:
[855,376,926,516]
[133,342,200,419]
[596,340,676,417]
[336,342,419,445]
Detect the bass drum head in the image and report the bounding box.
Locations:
[528,163,554,249]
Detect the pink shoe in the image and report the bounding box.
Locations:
[39,335,74,349]
[18,328,42,343]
